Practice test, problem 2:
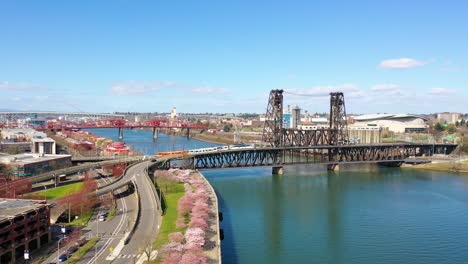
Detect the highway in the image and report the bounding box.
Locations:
[91,161,161,263]
[79,178,137,264]
[113,162,161,263]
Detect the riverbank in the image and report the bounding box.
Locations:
[197,170,222,263]
[48,130,143,157]
[407,160,468,174]
[153,169,221,263]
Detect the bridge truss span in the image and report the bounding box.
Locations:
[161,143,457,170]
[283,128,333,146]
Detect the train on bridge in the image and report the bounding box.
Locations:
[155,143,256,157]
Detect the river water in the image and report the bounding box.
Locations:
[88,129,468,264]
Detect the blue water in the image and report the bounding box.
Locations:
[88,128,468,264]
[85,128,219,154]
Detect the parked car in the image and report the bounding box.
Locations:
[98,215,106,221]
[99,211,109,217]
[77,238,88,246]
[58,254,68,262]
[67,245,78,255]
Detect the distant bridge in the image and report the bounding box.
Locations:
[0,111,125,120]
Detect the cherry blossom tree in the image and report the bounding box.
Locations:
[162,252,182,264]
[180,252,207,264]
[169,232,185,243]
[177,193,194,215]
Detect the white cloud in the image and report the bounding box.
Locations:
[370,84,401,91]
[111,80,231,97]
[286,84,364,98]
[429,87,455,95]
[191,87,230,94]
[0,81,41,90]
[111,81,176,96]
[379,58,426,69]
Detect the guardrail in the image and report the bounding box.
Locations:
[198,171,222,263]
[29,157,142,184]
[125,179,141,245]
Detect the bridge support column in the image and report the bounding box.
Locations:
[327,164,339,171]
[272,166,284,175]
[118,128,123,140]
[152,128,159,140]
[186,128,190,139]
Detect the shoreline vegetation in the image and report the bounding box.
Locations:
[153,169,220,264]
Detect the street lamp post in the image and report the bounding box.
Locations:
[57,236,68,262]
[61,225,66,237]
[24,249,30,264]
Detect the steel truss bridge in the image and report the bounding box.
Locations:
[0,118,207,139]
[159,143,458,171]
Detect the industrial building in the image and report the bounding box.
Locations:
[0,154,72,177]
[0,128,56,154]
[290,106,301,129]
[0,199,51,263]
[437,112,461,124]
[348,126,382,144]
[352,114,428,133]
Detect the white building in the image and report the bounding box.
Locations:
[170,107,178,120]
[437,112,461,124]
[0,128,56,154]
[352,114,428,133]
[290,106,301,129]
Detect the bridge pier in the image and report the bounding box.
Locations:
[152,128,159,140]
[272,166,284,175]
[186,128,190,139]
[327,164,339,171]
[118,127,124,140]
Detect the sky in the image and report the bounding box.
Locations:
[0,0,467,114]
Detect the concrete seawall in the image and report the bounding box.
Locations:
[197,171,222,263]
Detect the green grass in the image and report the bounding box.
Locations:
[107,207,117,221]
[67,208,94,226]
[65,237,100,264]
[35,182,84,200]
[154,181,185,249]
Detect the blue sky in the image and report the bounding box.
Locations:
[0,0,467,114]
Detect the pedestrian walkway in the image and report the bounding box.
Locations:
[116,253,140,259]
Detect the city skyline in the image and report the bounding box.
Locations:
[1,1,467,114]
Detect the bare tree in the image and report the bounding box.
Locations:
[143,239,156,262]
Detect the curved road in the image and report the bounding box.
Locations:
[114,161,161,263]
[94,161,161,263]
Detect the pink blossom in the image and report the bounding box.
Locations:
[193,201,210,214]
[169,232,185,243]
[176,217,186,229]
[161,242,185,254]
[189,217,208,230]
[185,227,205,246]
[162,252,183,264]
[184,243,204,253]
[177,194,194,215]
[180,252,207,264]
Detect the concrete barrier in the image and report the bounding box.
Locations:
[198,171,222,263]
[125,180,141,245]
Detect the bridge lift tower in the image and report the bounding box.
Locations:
[262,89,284,147]
[329,92,349,145]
